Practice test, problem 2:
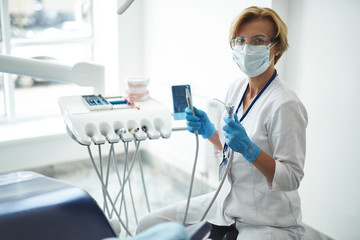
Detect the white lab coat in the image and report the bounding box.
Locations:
[176,76,308,239]
[137,76,308,239]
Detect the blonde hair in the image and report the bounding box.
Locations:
[229,6,289,64]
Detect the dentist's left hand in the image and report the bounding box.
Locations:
[223,114,261,163]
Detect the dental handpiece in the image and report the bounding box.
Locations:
[214,98,235,120]
[185,86,198,136]
[185,86,195,115]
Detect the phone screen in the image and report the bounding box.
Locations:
[171,85,191,120]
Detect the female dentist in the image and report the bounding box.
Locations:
[137,6,308,239]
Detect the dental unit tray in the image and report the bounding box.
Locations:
[59,95,172,146]
[82,95,138,111]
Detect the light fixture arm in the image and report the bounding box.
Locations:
[0,54,105,94]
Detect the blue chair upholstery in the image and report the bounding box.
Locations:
[0,171,116,240]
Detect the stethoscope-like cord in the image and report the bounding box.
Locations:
[183,131,199,225]
[201,150,233,221]
[183,131,234,223]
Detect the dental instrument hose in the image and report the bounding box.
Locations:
[200,100,235,221]
[183,86,199,225]
[87,145,132,236]
[183,133,234,223]
[183,91,236,224]
[200,150,233,221]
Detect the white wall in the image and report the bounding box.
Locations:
[93,0,120,93]
[142,0,271,101]
[93,0,142,94]
[116,0,144,93]
[273,0,360,239]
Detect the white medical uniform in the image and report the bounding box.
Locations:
[137,76,308,240]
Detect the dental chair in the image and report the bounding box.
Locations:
[0,171,116,240]
[0,171,212,240]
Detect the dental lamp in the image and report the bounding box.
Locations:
[0,54,105,94]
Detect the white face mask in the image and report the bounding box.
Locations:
[233,43,275,77]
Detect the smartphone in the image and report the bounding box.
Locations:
[171,85,191,120]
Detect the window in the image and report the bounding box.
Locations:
[0,0,94,121]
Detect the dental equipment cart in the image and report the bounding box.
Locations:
[58,95,173,237]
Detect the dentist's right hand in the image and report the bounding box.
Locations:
[185,106,216,139]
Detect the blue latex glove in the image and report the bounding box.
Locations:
[223,114,261,163]
[185,106,216,139]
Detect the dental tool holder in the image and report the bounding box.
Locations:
[59,96,172,145]
[58,96,172,237]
